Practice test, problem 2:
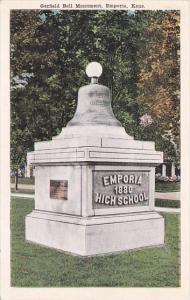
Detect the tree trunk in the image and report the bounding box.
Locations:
[15,171,18,191]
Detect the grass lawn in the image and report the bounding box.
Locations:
[11,198,180,287]
[155,199,180,208]
[155,181,180,192]
[11,177,35,185]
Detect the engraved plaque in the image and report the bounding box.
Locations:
[93,170,149,209]
[50,180,68,200]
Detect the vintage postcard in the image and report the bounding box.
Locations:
[0,0,190,300]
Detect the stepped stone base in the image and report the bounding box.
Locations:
[25,210,164,256]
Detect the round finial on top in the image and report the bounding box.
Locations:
[86,62,102,83]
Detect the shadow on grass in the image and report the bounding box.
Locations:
[11,198,180,287]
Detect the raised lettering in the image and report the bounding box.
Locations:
[93,171,149,208]
[117,174,122,183]
[95,193,102,203]
[128,195,134,205]
[110,175,117,185]
[123,175,129,183]
[104,195,110,205]
[101,194,105,204]
[103,176,109,186]
[110,195,116,205]
[129,175,135,184]
[143,192,148,201]
[117,197,123,205]
[129,186,133,193]
[123,197,128,205]
[137,176,142,185]
[139,193,144,202]
[133,194,139,203]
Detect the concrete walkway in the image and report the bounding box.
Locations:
[155,207,180,213]
[11,193,34,198]
[155,192,180,200]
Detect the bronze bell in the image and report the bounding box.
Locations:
[67,62,122,128]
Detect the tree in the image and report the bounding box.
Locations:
[10,10,180,186]
[135,10,180,161]
[10,10,142,185]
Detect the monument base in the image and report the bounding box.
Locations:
[25,210,164,256]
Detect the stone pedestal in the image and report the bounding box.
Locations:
[26,211,163,256]
[25,134,164,256]
[25,62,164,256]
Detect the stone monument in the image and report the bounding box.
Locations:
[25,62,164,256]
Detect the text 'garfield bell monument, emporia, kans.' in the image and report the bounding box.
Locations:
[25,62,164,256]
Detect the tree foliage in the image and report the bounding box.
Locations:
[10,10,180,174]
[135,11,180,161]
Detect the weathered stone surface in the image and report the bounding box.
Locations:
[30,146,162,165]
[26,210,164,256]
[25,63,164,256]
[93,170,149,209]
